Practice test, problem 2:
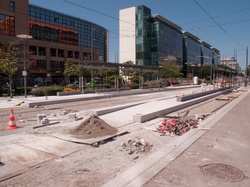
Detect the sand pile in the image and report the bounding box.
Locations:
[70,115,118,139]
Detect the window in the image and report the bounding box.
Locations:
[38,47,46,56]
[68,50,73,58]
[74,51,79,59]
[10,2,15,12]
[29,46,37,55]
[58,49,64,57]
[0,14,15,36]
[54,17,59,22]
[50,48,56,57]
[83,52,88,60]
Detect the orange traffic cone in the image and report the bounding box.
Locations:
[6,109,17,130]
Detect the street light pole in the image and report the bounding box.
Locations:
[17,34,32,98]
[91,28,96,89]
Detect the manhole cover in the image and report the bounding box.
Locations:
[200,163,246,182]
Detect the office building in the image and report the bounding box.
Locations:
[183,31,201,77]
[0,0,108,85]
[119,5,183,67]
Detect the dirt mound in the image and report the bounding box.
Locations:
[70,115,118,139]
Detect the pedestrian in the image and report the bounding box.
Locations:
[169,77,173,86]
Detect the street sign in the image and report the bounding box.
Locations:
[22,71,27,76]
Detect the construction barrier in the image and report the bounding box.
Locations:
[6,109,17,130]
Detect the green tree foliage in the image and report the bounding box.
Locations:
[0,40,20,77]
[0,40,20,97]
[64,58,78,83]
[120,60,136,81]
[98,69,116,78]
[159,55,182,78]
[199,65,211,79]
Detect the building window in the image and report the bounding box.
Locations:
[58,49,64,57]
[74,51,79,59]
[68,50,73,58]
[38,47,46,56]
[54,17,59,22]
[83,52,88,60]
[10,2,15,12]
[0,14,15,36]
[50,61,64,71]
[29,46,37,55]
[50,48,56,57]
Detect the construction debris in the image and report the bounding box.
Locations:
[156,116,203,136]
[121,138,152,155]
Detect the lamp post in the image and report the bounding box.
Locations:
[91,28,96,90]
[17,34,32,98]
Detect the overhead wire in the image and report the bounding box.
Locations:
[61,0,136,39]
[61,0,248,46]
[193,0,242,47]
[185,19,250,31]
[181,6,250,26]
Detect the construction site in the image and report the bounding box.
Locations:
[0,85,249,187]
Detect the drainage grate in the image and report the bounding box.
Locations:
[200,163,246,182]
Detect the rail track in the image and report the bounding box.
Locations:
[0,88,240,133]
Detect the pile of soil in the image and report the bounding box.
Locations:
[70,115,118,139]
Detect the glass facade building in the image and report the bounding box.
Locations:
[29,4,108,57]
[200,41,213,65]
[183,31,201,77]
[152,15,183,67]
[0,0,108,85]
[120,5,183,67]
[120,5,221,78]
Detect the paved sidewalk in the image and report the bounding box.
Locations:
[143,90,250,187]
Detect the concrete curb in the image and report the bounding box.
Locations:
[133,87,235,123]
[25,85,200,107]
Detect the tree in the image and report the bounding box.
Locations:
[0,40,20,97]
[120,60,136,83]
[64,58,79,84]
[199,65,211,79]
[98,69,116,84]
[159,56,182,78]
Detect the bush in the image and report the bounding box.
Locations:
[130,84,139,89]
[31,86,64,96]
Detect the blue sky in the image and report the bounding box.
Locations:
[29,0,250,70]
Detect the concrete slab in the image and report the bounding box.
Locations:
[0,143,55,166]
[0,143,55,179]
[132,91,232,123]
[0,133,83,180]
[15,135,82,157]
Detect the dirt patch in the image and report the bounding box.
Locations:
[70,115,118,139]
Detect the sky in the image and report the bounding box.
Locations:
[29,0,250,70]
